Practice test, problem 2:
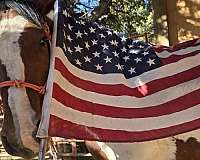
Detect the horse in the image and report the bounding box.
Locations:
[0,1,116,159]
[0,0,50,158]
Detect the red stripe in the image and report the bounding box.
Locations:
[55,58,200,97]
[52,83,200,118]
[49,115,200,142]
[153,39,199,53]
[161,50,200,65]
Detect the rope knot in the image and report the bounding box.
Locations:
[39,86,46,95]
[0,80,46,95]
[14,80,22,88]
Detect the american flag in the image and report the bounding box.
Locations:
[37,0,200,142]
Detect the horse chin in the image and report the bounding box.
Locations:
[1,135,37,159]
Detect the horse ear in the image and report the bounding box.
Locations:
[32,0,54,15]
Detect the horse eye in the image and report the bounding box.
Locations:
[40,38,47,46]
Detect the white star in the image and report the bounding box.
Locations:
[95,64,103,71]
[63,10,70,17]
[104,56,112,63]
[92,39,98,45]
[63,31,66,38]
[85,42,90,50]
[80,20,85,25]
[133,40,140,43]
[90,27,96,33]
[128,44,134,48]
[121,47,127,52]
[114,31,118,34]
[143,51,149,56]
[110,40,115,45]
[121,36,127,42]
[99,25,103,29]
[75,20,80,24]
[130,49,139,54]
[110,40,118,46]
[84,31,88,35]
[99,33,106,38]
[128,67,136,74]
[134,57,142,63]
[63,43,66,51]
[68,24,73,30]
[113,40,118,46]
[139,45,144,48]
[67,47,73,54]
[75,59,82,66]
[75,30,83,38]
[67,35,72,42]
[147,58,155,66]
[115,63,124,70]
[102,43,109,50]
[74,45,83,53]
[113,51,119,58]
[84,56,92,62]
[123,56,130,62]
[93,51,101,57]
[63,10,67,16]
[107,30,112,35]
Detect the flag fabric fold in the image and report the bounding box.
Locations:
[37,0,200,142]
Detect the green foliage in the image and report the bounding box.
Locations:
[103,0,153,38]
[65,0,154,40]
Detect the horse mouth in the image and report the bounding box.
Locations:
[1,135,36,159]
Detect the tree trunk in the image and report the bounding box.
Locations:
[152,0,169,45]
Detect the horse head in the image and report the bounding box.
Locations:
[0,1,53,158]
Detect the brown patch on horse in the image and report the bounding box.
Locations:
[18,24,50,115]
[175,137,200,160]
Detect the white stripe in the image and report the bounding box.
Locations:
[50,99,200,131]
[54,47,200,88]
[157,43,200,58]
[54,71,200,108]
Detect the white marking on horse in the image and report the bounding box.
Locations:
[0,15,38,153]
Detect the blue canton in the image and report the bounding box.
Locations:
[56,2,161,79]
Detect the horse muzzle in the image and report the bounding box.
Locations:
[1,135,37,159]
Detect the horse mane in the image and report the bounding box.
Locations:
[0,0,44,27]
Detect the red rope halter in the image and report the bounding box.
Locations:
[0,80,46,94]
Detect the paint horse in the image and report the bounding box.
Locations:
[0,1,116,159]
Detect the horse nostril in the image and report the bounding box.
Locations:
[1,135,36,159]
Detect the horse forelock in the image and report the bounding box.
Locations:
[0,11,40,154]
[3,0,43,27]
